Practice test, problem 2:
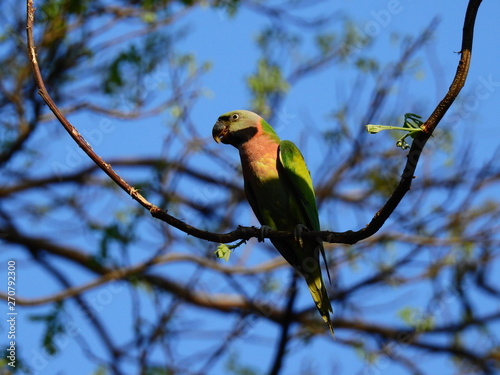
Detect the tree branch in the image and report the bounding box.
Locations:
[3,228,499,371]
[268,272,298,375]
[26,0,483,246]
[421,0,480,134]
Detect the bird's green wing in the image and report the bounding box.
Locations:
[278,140,320,231]
[279,140,331,283]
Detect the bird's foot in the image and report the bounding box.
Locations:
[258,225,272,242]
[294,224,310,247]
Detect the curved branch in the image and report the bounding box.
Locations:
[341,0,482,242]
[26,0,483,246]
[421,0,480,134]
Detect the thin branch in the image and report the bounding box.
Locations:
[32,253,124,375]
[0,250,286,306]
[5,228,500,371]
[26,1,149,206]
[342,0,481,242]
[421,0,480,134]
[268,272,299,375]
[26,0,483,246]
[0,157,242,197]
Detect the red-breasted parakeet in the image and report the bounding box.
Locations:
[212,110,333,334]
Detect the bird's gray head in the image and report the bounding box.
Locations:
[212,110,261,148]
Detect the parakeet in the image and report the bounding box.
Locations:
[212,109,333,334]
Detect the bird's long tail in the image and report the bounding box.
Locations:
[305,273,334,335]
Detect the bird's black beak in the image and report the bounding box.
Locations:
[212,121,228,144]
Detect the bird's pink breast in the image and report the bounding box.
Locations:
[238,134,280,181]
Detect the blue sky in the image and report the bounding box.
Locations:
[1,1,500,374]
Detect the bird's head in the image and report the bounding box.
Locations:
[212,110,261,148]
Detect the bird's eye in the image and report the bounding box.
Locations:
[231,114,239,121]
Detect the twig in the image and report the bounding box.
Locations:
[26,0,482,245]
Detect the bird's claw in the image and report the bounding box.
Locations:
[258,225,272,242]
[294,224,309,247]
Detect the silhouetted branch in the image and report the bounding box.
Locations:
[421,0,481,134]
[268,272,298,375]
[2,225,499,372]
[344,0,482,242]
[32,253,124,375]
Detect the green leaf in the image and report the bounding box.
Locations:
[366,113,424,149]
[29,302,65,355]
[398,307,435,332]
[214,240,247,262]
[215,244,232,262]
[141,11,157,23]
[92,365,108,375]
[247,59,289,117]
[316,33,336,55]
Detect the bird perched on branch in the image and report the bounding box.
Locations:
[212,110,333,334]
